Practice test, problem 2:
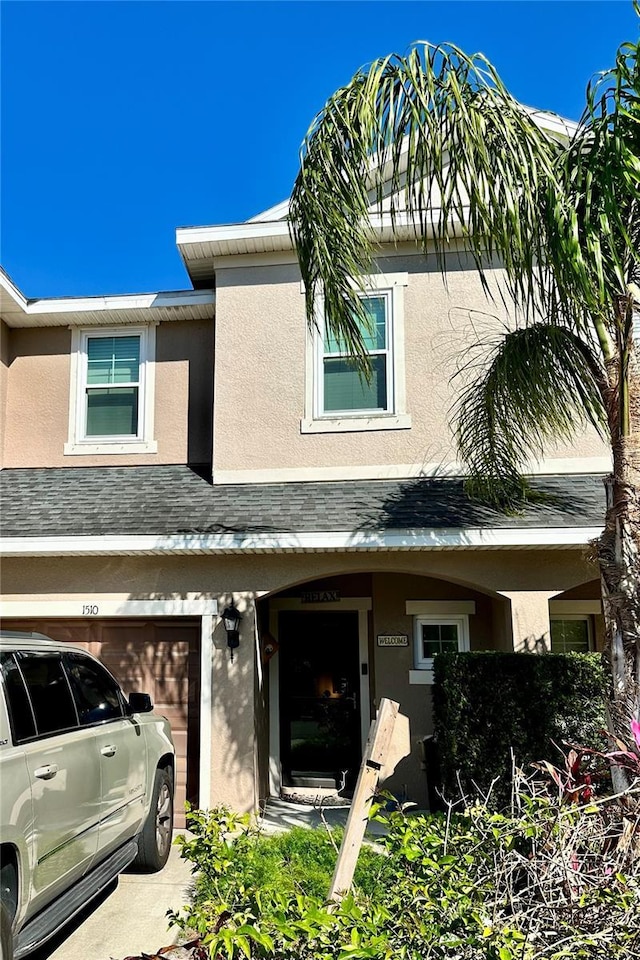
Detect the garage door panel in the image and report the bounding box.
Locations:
[2,618,200,830]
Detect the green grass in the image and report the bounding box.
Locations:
[195,825,391,903]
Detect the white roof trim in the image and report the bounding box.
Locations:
[0,269,214,328]
[246,198,290,222]
[177,220,291,247]
[0,270,29,311]
[0,526,603,557]
[21,289,214,315]
[176,210,463,264]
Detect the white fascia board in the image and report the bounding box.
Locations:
[25,289,214,314]
[1,272,215,327]
[521,105,579,138]
[176,220,292,247]
[246,199,290,222]
[0,526,603,557]
[0,269,29,312]
[176,211,462,261]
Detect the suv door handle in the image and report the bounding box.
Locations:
[101,745,117,757]
[34,764,58,780]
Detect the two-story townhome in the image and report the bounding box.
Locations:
[0,187,610,817]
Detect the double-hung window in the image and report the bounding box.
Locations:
[65,326,157,455]
[85,334,141,437]
[302,272,410,433]
[321,294,392,416]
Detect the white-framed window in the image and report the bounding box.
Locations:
[65,326,157,455]
[414,615,470,672]
[320,292,393,416]
[301,273,411,434]
[550,616,593,653]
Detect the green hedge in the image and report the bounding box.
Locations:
[432,651,607,808]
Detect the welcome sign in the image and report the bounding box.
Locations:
[377,635,409,647]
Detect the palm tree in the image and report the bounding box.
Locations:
[289,20,640,734]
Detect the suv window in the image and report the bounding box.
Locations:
[64,653,125,725]
[0,652,37,742]
[17,653,79,736]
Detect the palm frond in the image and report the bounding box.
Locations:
[454,323,608,508]
[550,34,640,344]
[290,42,565,369]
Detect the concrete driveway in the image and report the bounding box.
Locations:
[32,836,193,960]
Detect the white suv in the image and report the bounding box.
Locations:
[0,632,176,960]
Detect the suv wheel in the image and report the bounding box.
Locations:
[133,767,173,872]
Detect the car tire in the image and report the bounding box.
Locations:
[133,767,173,872]
[0,900,13,960]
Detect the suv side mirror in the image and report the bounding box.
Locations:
[128,692,153,714]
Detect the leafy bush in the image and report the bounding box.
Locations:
[175,807,391,904]
[171,785,640,960]
[432,651,607,808]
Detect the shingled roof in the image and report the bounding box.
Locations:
[0,465,606,541]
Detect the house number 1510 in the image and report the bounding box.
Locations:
[82,604,99,616]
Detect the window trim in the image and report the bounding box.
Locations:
[549,615,594,653]
[412,613,470,681]
[65,325,158,455]
[301,273,410,433]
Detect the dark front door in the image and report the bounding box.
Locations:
[279,610,362,789]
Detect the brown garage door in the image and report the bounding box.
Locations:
[2,618,200,829]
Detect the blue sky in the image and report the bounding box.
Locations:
[2,0,638,297]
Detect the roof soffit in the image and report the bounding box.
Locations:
[0,270,214,328]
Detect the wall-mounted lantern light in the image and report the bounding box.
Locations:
[221,602,242,660]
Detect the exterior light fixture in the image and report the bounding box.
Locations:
[221,602,242,660]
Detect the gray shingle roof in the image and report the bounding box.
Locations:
[0,465,606,539]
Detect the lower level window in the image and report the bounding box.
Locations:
[550,617,592,653]
[414,615,470,671]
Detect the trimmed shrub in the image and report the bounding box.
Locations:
[432,651,607,808]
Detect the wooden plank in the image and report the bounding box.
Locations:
[327,698,409,907]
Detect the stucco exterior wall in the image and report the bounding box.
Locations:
[1,319,214,468]
[0,548,598,601]
[368,573,503,804]
[0,319,9,468]
[0,549,601,812]
[212,249,609,481]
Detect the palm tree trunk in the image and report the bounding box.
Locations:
[598,353,640,751]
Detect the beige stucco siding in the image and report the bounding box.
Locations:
[1,319,214,468]
[0,549,597,601]
[212,250,609,480]
[0,319,10,467]
[0,549,601,813]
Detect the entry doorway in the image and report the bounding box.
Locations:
[277,609,365,791]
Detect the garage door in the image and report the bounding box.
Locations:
[2,618,200,829]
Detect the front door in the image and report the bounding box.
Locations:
[279,611,362,790]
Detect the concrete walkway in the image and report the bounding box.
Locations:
[258,796,388,836]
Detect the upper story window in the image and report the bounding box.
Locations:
[302,272,411,434]
[65,326,157,456]
[321,294,392,415]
